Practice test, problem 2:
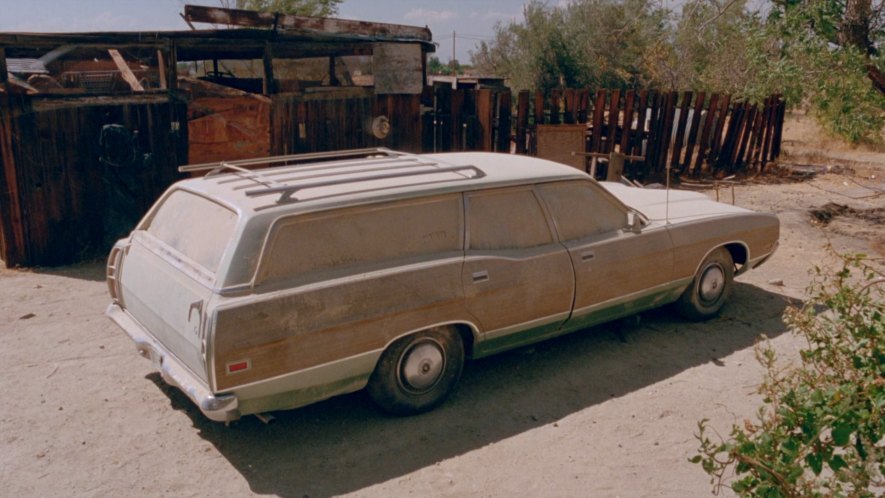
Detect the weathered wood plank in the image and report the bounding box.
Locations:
[564,88,577,125]
[590,90,606,153]
[657,91,676,172]
[682,91,705,173]
[0,47,8,85]
[710,94,731,165]
[578,89,589,124]
[670,91,691,173]
[497,90,511,153]
[620,90,634,153]
[262,42,276,95]
[605,89,620,154]
[693,93,719,175]
[549,89,561,125]
[183,4,432,41]
[107,49,145,92]
[633,90,649,162]
[735,103,756,169]
[477,89,494,151]
[0,93,26,266]
[516,90,529,154]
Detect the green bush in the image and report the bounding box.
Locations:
[693,253,884,497]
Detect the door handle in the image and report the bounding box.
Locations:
[188,300,203,321]
[581,250,596,261]
[472,270,490,283]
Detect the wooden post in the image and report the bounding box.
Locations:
[516,90,529,154]
[263,42,276,95]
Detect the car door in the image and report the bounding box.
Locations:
[463,187,575,351]
[537,181,675,329]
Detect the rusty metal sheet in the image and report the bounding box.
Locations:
[536,124,586,171]
[373,43,423,95]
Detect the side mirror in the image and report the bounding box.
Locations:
[627,211,643,233]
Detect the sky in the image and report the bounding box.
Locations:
[0,0,534,63]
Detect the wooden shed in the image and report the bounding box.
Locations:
[0,5,434,267]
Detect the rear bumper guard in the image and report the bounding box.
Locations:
[106,303,239,422]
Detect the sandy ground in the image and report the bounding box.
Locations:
[1,115,883,498]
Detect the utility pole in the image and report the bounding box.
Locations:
[451,31,456,75]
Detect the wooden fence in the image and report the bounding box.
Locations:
[425,87,786,180]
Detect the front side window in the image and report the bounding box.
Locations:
[538,181,627,241]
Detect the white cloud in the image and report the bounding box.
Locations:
[404,8,457,22]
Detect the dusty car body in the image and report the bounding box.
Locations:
[106,148,779,422]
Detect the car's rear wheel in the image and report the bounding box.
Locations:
[677,247,734,321]
[367,326,464,415]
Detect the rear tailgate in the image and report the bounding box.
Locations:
[113,189,239,384]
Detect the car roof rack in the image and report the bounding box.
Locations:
[245,164,486,204]
[180,148,486,206]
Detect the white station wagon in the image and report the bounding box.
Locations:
[106,148,779,422]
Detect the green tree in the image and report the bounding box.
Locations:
[472,0,670,92]
[234,0,341,17]
[741,0,885,143]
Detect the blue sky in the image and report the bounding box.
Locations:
[0,0,533,63]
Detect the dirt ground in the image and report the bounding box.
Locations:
[1,113,883,498]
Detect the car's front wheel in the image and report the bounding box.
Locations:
[676,247,734,320]
[367,326,464,415]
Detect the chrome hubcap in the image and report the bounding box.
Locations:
[399,340,445,393]
[699,265,725,303]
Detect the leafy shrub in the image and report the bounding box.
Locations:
[693,253,884,497]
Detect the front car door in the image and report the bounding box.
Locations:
[463,186,575,356]
[536,181,676,331]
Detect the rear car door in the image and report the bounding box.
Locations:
[537,181,675,328]
[463,187,575,351]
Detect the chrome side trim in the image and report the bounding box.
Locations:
[482,311,571,341]
[570,278,691,318]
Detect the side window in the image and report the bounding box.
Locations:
[468,189,553,250]
[258,195,461,284]
[538,181,627,241]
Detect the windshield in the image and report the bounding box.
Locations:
[146,190,237,274]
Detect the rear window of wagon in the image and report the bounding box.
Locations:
[146,190,238,274]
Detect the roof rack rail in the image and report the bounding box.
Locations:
[177,147,400,174]
[245,164,486,204]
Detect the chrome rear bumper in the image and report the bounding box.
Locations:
[106,303,239,422]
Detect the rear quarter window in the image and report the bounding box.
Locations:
[146,190,238,274]
[258,194,462,285]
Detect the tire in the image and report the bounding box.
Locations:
[367,326,464,415]
[676,247,734,321]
